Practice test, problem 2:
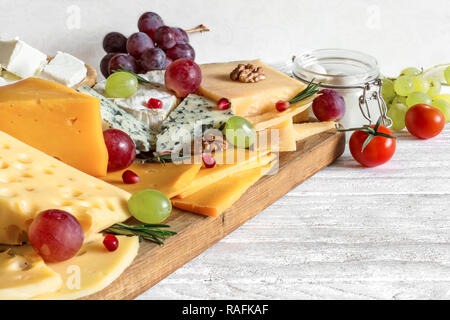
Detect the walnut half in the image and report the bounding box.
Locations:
[230,64,266,83]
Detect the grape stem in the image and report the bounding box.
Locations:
[185,24,210,33]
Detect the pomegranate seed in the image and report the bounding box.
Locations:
[217,98,231,110]
[202,154,216,168]
[276,100,290,112]
[147,98,163,109]
[103,234,119,252]
[122,170,140,184]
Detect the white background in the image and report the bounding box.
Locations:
[2,0,450,300]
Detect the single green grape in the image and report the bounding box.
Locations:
[426,78,442,98]
[224,116,256,149]
[128,189,172,224]
[381,79,395,104]
[394,76,414,96]
[400,67,421,77]
[387,103,407,131]
[435,94,450,104]
[431,99,450,122]
[105,72,138,98]
[406,92,432,108]
[444,66,450,84]
[412,76,430,93]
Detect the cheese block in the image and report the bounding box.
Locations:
[198,60,307,116]
[0,248,62,299]
[40,52,87,88]
[33,235,139,300]
[156,94,233,154]
[102,162,202,198]
[172,162,274,217]
[0,78,108,176]
[293,121,337,141]
[0,131,131,245]
[176,152,275,199]
[77,85,154,153]
[256,119,297,152]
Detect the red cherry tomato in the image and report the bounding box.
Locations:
[349,125,396,167]
[405,104,445,139]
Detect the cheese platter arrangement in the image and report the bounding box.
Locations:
[0,10,449,300]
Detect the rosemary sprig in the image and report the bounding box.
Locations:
[288,79,322,104]
[105,223,177,245]
[112,66,151,84]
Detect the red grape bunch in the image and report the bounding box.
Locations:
[100,12,196,78]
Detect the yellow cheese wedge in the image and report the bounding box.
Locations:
[293,121,336,141]
[32,235,139,300]
[172,162,273,217]
[102,162,202,198]
[176,153,275,199]
[0,78,108,177]
[0,248,62,300]
[0,131,130,245]
[198,60,307,116]
[256,119,297,152]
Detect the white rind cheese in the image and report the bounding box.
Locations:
[78,85,155,153]
[0,39,47,78]
[40,51,87,87]
[156,94,233,154]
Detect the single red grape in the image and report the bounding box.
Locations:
[154,26,176,50]
[165,58,202,98]
[172,27,189,43]
[202,154,216,168]
[275,100,290,112]
[126,32,154,59]
[312,89,346,121]
[103,129,136,172]
[108,53,138,74]
[100,52,117,78]
[28,209,84,262]
[166,42,195,61]
[217,98,231,110]
[140,47,166,71]
[122,170,140,184]
[103,234,119,252]
[147,98,163,109]
[138,12,164,39]
[103,32,127,53]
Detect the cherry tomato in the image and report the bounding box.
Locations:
[349,125,396,167]
[405,104,445,139]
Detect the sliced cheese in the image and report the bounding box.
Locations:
[0,248,62,300]
[256,119,297,152]
[33,235,139,300]
[172,162,273,217]
[0,78,108,177]
[0,131,130,245]
[102,162,202,199]
[198,60,306,116]
[293,121,336,141]
[176,152,275,199]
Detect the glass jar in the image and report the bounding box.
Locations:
[291,48,390,128]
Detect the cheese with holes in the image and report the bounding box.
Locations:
[102,162,202,198]
[176,152,274,199]
[0,248,62,299]
[0,131,131,245]
[172,162,273,217]
[198,60,307,116]
[293,121,336,141]
[33,235,138,300]
[256,119,297,152]
[0,78,108,176]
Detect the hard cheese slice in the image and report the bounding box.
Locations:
[102,162,202,199]
[172,162,273,217]
[33,235,139,300]
[198,60,307,116]
[0,248,62,300]
[0,78,108,176]
[176,152,275,199]
[0,131,130,245]
[293,121,336,141]
[256,119,297,152]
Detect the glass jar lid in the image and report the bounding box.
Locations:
[292,48,379,88]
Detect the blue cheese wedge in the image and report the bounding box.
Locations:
[94,71,178,132]
[156,94,233,154]
[40,52,87,87]
[78,85,155,152]
[0,39,47,78]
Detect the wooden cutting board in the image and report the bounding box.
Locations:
[85,127,345,300]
